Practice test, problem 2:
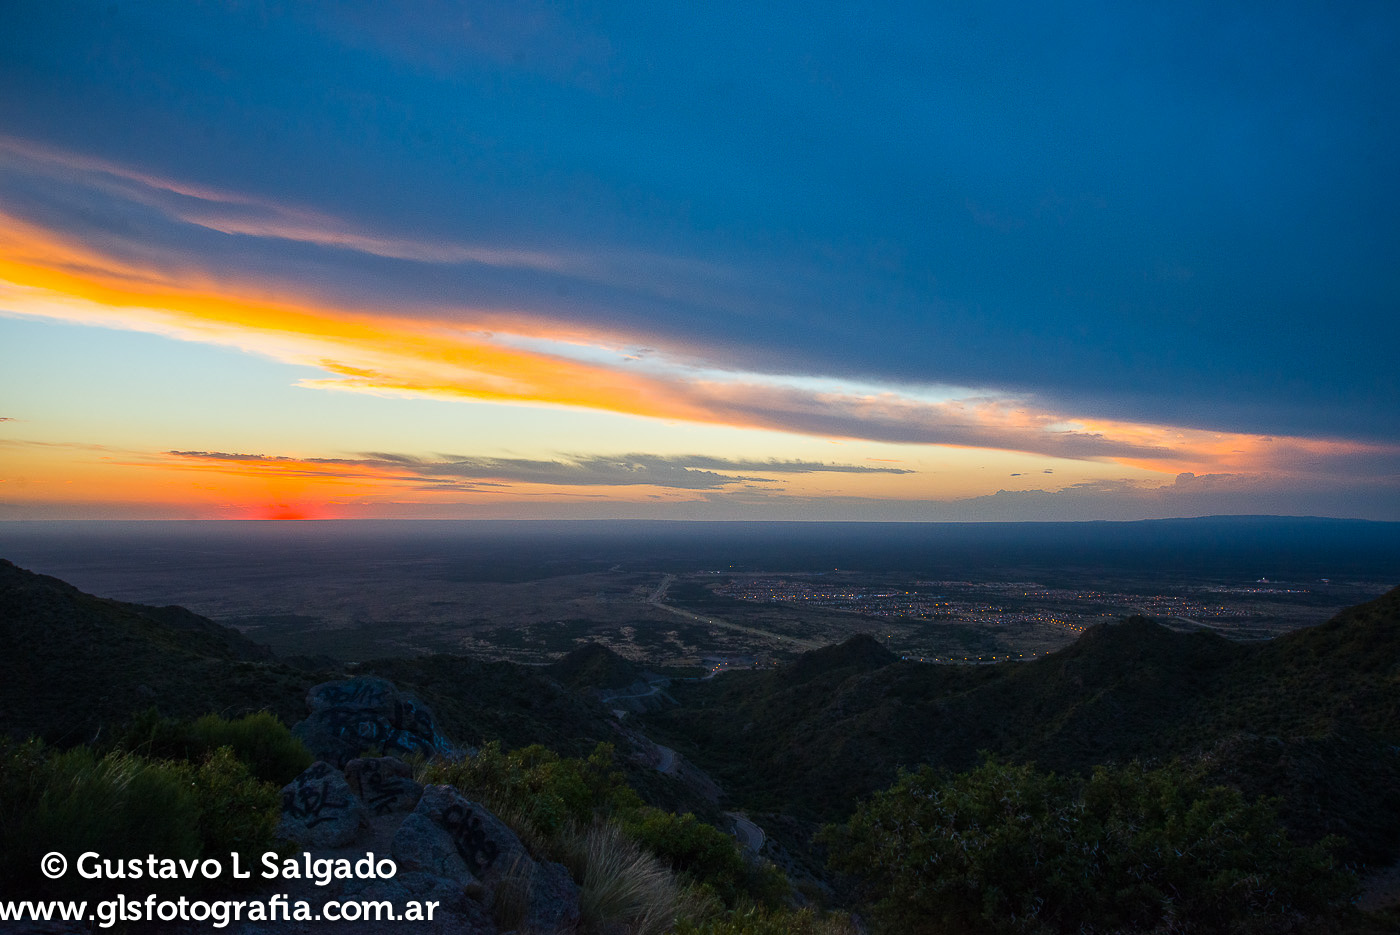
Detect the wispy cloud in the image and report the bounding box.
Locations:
[0,135,574,272]
[0,134,735,311]
[165,450,910,491]
[921,471,1400,522]
[646,455,913,475]
[7,437,1394,521]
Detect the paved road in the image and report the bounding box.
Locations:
[1170,615,1224,630]
[647,574,822,649]
[603,682,666,702]
[649,573,675,603]
[724,811,766,854]
[654,744,677,774]
[1132,605,1225,632]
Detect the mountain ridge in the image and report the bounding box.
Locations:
[645,587,1400,863]
[0,558,312,741]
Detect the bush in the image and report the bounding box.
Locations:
[118,709,311,784]
[190,746,282,867]
[187,712,312,784]
[560,819,702,935]
[0,740,200,898]
[823,757,1358,935]
[422,741,641,838]
[423,741,793,919]
[0,739,284,899]
[620,807,786,907]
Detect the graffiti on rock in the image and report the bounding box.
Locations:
[316,681,387,709]
[442,803,501,876]
[283,778,353,828]
[358,765,417,814]
[321,698,444,759]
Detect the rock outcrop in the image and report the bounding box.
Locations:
[268,679,582,933]
[278,760,369,849]
[292,676,455,767]
[346,755,423,814]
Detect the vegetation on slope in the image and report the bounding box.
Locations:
[547,641,649,692]
[420,740,853,934]
[0,559,312,741]
[360,646,723,821]
[0,559,847,931]
[358,652,622,758]
[4,556,1396,930]
[0,712,303,900]
[824,757,1355,934]
[0,558,719,823]
[645,589,1400,866]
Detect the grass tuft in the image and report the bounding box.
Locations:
[561,819,712,935]
[491,851,536,932]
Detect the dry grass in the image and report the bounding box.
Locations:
[559,819,718,935]
[413,758,726,933]
[492,798,562,861]
[491,851,536,932]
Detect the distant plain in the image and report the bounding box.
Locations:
[2,517,1396,668]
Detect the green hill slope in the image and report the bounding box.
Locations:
[0,559,706,815]
[545,640,648,692]
[358,652,624,757]
[0,559,312,741]
[646,588,1400,862]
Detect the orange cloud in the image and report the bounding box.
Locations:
[1061,418,1385,476]
[3,138,1397,483]
[0,213,716,423]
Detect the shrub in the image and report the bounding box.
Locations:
[421,740,799,926]
[620,807,765,907]
[0,739,284,899]
[186,712,312,784]
[823,757,1358,935]
[118,709,311,784]
[490,851,536,932]
[422,741,641,838]
[190,746,282,867]
[0,741,201,898]
[560,819,703,935]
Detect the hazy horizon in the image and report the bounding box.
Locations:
[6,514,1399,576]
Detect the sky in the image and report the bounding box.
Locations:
[1,0,1397,521]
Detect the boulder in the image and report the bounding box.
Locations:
[392,811,477,883]
[403,785,581,930]
[346,755,423,814]
[293,676,455,767]
[526,859,582,934]
[277,761,367,848]
[411,784,529,889]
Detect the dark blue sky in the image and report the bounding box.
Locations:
[4,1,1396,438]
[1,2,1398,521]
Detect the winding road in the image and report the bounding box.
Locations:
[648,574,822,650]
[724,812,766,854]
